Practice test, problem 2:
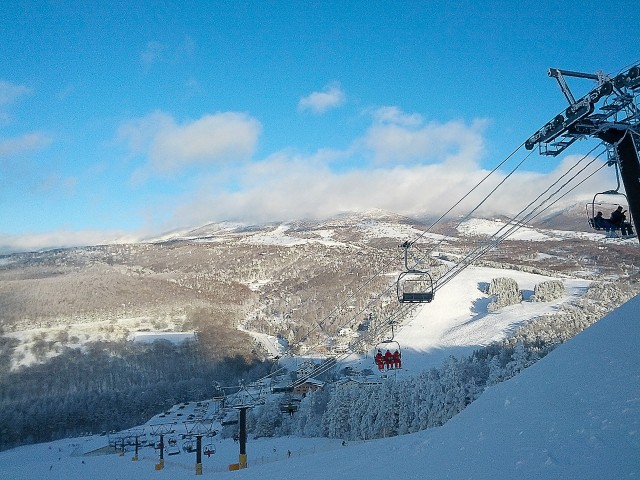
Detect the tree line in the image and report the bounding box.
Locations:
[0,339,271,451]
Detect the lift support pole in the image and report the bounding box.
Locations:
[598,129,640,244]
[238,407,248,469]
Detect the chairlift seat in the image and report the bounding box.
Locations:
[401,292,434,303]
[397,271,435,304]
[397,242,435,303]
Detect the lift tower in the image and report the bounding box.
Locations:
[525,63,640,242]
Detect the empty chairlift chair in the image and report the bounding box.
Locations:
[397,241,434,303]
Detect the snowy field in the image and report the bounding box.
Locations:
[1,294,637,479]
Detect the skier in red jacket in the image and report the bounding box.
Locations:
[375,350,384,370]
[393,349,401,369]
[384,349,393,369]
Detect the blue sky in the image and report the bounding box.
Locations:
[1,0,638,251]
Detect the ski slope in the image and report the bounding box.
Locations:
[1,293,637,479]
[392,265,591,372]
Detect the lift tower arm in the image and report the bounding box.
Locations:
[548,68,601,104]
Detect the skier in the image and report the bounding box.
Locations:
[393,349,401,369]
[375,350,384,371]
[384,349,393,369]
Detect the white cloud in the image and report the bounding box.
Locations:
[1,104,608,253]
[0,80,30,125]
[165,134,605,230]
[3,146,605,254]
[298,82,346,114]
[118,111,262,175]
[140,41,166,69]
[0,132,52,157]
[360,116,487,166]
[0,80,30,106]
[371,106,423,127]
[0,229,141,255]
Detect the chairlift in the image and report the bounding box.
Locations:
[182,439,196,453]
[397,241,434,303]
[280,397,300,415]
[203,444,216,457]
[165,437,180,456]
[586,195,630,230]
[374,321,402,372]
[586,154,633,235]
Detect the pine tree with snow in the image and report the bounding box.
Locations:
[532,280,565,302]
[486,277,522,311]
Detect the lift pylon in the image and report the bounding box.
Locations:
[525,63,640,242]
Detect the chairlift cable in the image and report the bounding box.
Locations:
[436,146,606,290]
[434,145,607,292]
[525,161,609,223]
[297,146,525,336]
[403,140,529,251]
[407,148,537,273]
[441,158,610,286]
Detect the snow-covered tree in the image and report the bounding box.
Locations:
[486,277,522,311]
[532,280,565,302]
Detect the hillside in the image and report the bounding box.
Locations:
[0,291,637,479]
[1,211,638,368]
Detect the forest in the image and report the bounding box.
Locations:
[0,339,272,450]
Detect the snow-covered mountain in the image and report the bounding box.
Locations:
[2,210,635,371]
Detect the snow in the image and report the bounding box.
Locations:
[6,315,189,369]
[1,294,638,479]
[245,261,592,380]
[240,224,345,247]
[358,220,453,242]
[254,262,590,374]
[1,216,636,478]
[237,326,288,358]
[129,331,196,344]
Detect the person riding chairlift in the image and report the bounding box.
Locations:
[375,350,384,371]
[592,211,614,230]
[609,206,634,236]
[384,349,393,369]
[393,349,401,369]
